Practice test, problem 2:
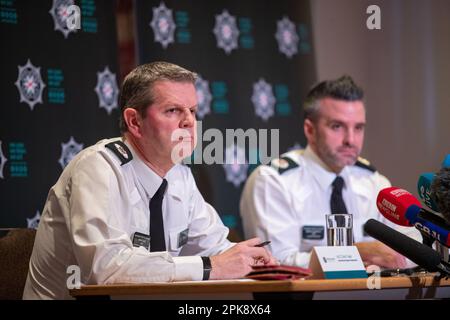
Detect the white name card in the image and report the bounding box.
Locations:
[309,246,367,279]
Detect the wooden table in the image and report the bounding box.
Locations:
[70,274,450,300]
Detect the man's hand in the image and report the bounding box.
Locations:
[355,241,407,269]
[209,238,278,280]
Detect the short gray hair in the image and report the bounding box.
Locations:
[119,61,197,133]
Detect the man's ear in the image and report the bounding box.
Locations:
[304,118,315,143]
[123,108,142,138]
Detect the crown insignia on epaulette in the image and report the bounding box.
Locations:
[105,140,133,166]
[355,156,376,172]
[270,156,299,174]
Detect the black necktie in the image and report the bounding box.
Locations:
[150,179,168,252]
[330,176,348,214]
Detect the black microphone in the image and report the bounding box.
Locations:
[431,167,450,223]
[363,219,450,275]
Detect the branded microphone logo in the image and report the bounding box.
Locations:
[377,199,399,221]
[414,222,442,242]
[381,198,397,212]
[390,188,409,197]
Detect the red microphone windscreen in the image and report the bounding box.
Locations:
[376,187,421,226]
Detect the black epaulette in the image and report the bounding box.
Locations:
[270,156,299,174]
[105,140,133,165]
[355,156,376,173]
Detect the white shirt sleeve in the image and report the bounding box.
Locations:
[68,153,203,284]
[240,166,311,268]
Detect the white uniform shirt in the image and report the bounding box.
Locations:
[240,146,418,269]
[23,138,233,300]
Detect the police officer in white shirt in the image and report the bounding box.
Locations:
[23,62,275,300]
[240,75,410,270]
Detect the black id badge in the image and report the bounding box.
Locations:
[132,232,150,250]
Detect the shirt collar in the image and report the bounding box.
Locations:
[123,139,162,199]
[304,145,349,192]
[123,138,185,200]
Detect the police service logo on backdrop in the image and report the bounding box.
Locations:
[150,2,176,49]
[195,75,212,119]
[0,140,7,179]
[49,0,77,38]
[94,66,119,114]
[275,17,299,58]
[27,211,41,229]
[58,136,84,169]
[213,10,239,54]
[251,79,276,121]
[15,59,46,111]
[222,143,248,188]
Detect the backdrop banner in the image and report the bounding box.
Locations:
[0,0,120,227]
[135,0,316,237]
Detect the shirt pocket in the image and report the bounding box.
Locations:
[168,225,189,255]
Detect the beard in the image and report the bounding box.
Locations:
[316,139,360,171]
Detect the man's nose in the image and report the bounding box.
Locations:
[344,129,355,146]
[180,109,195,128]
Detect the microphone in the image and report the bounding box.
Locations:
[417,153,450,212]
[376,187,421,226]
[376,187,450,247]
[363,219,450,275]
[442,154,450,168]
[417,172,439,212]
[431,167,450,222]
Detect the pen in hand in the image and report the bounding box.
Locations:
[252,241,271,265]
[255,241,271,247]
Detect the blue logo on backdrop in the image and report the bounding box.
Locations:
[213,10,239,54]
[94,66,119,115]
[58,136,83,169]
[49,0,77,38]
[251,79,276,121]
[150,2,176,49]
[9,142,28,178]
[15,59,46,111]
[0,0,18,24]
[275,16,299,58]
[223,143,248,188]
[195,75,212,119]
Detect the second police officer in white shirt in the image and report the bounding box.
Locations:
[240,75,417,270]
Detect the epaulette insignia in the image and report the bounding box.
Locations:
[105,140,133,165]
[355,156,376,173]
[270,157,299,174]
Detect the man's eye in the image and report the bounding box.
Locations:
[331,124,341,130]
[167,108,178,113]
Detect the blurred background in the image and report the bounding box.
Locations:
[1,0,449,241]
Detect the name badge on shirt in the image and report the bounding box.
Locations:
[178,228,189,248]
[302,225,325,240]
[132,232,150,250]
